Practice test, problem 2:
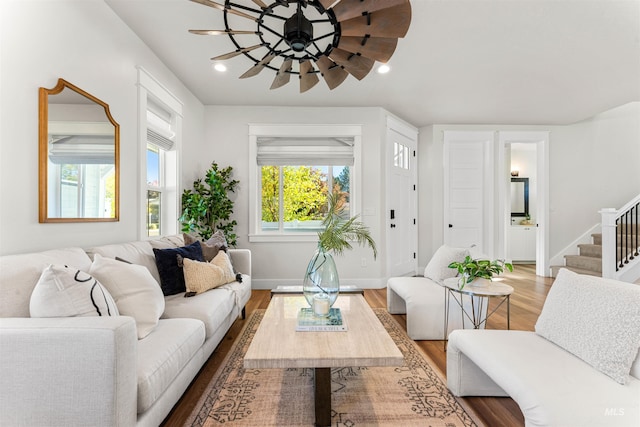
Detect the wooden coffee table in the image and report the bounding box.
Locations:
[244,294,403,427]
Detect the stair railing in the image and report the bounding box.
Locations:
[600,193,640,279]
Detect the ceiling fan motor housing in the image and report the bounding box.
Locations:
[284,10,314,52]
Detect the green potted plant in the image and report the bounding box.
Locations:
[179,161,239,246]
[303,192,377,314]
[448,256,513,289]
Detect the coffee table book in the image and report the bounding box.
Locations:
[296,307,347,332]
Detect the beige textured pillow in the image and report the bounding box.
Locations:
[183,251,236,295]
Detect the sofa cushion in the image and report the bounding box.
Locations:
[30,265,119,318]
[89,254,165,339]
[153,242,204,296]
[86,241,160,284]
[163,288,235,339]
[448,329,640,426]
[535,268,640,384]
[136,318,205,413]
[424,245,469,281]
[183,251,236,296]
[0,247,92,318]
[148,235,184,250]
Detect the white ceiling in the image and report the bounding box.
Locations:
[106,0,640,128]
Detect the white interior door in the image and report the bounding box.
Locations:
[444,131,494,255]
[387,119,418,277]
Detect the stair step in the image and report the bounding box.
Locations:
[564,255,602,273]
[578,243,602,258]
[550,265,602,278]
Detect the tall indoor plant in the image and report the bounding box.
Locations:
[179,161,239,246]
[303,192,377,314]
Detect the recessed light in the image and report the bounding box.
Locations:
[377,64,391,74]
[213,63,227,72]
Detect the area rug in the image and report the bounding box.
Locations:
[186,308,483,427]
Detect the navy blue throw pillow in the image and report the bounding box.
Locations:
[153,241,204,296]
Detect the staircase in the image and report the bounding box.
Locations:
[551,233,603,277]
[551,229,639,278]
[551,195,640,281]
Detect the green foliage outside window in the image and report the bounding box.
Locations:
[261,166,351,225]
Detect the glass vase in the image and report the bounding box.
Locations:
[303,244,340,314]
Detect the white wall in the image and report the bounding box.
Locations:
[417,102,640,273]
[0,0,204,255]
[200,106,390,288]
[549,102,640,256]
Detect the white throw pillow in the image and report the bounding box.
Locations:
[424,245,470,281]
[89,254,165,339]
[535,268,640,384]
[30,264,119,318]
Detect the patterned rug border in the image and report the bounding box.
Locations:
[186,308,485,427]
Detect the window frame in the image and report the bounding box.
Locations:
[138,67,182,240]
[248,124,362,243]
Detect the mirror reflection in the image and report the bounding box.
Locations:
[510,177,529,217]
[39,79,119,222]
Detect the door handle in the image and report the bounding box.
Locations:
[448,224,453,228]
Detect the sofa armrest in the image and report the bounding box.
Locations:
[228,248,251,276]
[0,316,137,427]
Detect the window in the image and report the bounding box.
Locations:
[138,67,182,239]
[249,125,362,242]
[260,165,350,232]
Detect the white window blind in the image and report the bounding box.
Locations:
[146,98,175,151]
[256,137,354,166]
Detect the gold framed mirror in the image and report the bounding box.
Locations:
[39,79,119,222]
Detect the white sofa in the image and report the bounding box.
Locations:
[447,269,640,427]
[0,235,251,427]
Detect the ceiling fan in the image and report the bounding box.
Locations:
[189,0,412,92]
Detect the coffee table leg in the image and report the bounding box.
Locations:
[314,367,331,427]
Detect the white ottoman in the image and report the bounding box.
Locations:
[387,276,485,340]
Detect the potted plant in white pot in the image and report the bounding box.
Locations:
[303,192,377,316]
[447,256,513,289]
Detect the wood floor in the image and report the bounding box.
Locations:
[161,264,553,427]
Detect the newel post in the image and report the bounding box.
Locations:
[600,208,618,279]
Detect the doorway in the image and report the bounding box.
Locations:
[498,132,549,277]
[386,117,418,277]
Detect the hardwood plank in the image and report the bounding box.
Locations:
[161,264,550,427]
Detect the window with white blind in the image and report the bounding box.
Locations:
[249,125,362,242]
[138,68,181,239]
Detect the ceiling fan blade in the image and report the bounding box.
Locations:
[189,29,260,36]
[299,60,320,93]
[251,0,268,8]
[332,0,407,22]
[189,0,258,22]
[340,2,411,38]
[315,55,349,90]
[328,48,374,80]
[337,36,398,63]
[270,58,293,90]
[211,44,263,61]
[318,0,341,9]
[239,54,276,79]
